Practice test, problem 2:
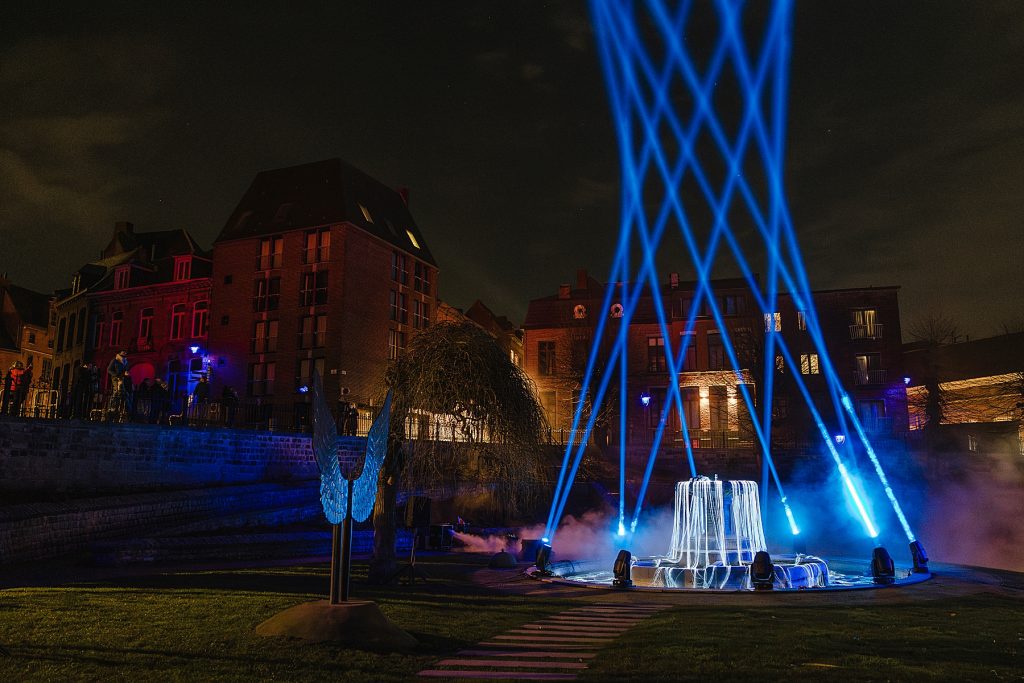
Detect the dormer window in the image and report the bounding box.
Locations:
[406,229,421,249]
[174,257,192,281]
[114,267,130,290]
[71,273,82,294]
[359,203,374,223]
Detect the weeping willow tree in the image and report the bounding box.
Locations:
[368,322,548,581]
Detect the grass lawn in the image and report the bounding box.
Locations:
[0,558,578,682]
[0,558,1021,681]
[583,597,1023,681]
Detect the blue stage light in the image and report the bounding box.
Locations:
[542,0,916,550]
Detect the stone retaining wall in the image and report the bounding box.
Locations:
[0,416,367,494]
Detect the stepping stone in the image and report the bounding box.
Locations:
[418,671,577,680]
[493,634,615,643]
[436,659,589,669]
[518,624,625,633]
[457,650,596,659]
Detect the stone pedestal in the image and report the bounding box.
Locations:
[255,600,417,650]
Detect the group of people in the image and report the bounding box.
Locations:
[0,361,33,416]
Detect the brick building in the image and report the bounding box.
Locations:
[0,276,54,387]
[522,269,907,453]
[904,331,1024,455]
[50,222,212,410]
[438,299,523,368]
[208,158,438,426]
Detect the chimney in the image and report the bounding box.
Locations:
[669,272,680,289]
[558,284,571,299]
[576,268,588,292]
[397,187,410,206]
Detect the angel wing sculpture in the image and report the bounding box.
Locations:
[311,371,391,524]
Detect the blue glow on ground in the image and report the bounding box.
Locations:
[544,0,914,550]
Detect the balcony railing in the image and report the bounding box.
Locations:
[853,369,887,386]
[849,323,884,340]
[859,416,894,432]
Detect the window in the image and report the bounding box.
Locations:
[391,252,408,284]
[673,297,693,319]
[406,229,420,249]
[538,341,556,375]
[92,315,105,349]
[722,295,745,315]
[414,262,431,294]
[304,228,330,263]
[299,270,329,306]
[297,357,325,390]
[682,339,698,371]
[709,386,728,431]
[76,313,86,346]
[359,203,373,223]
[191,301,209,338]
[707,332,725,370]
[114,267,130,289]
[109,311,123,347]
[170,304,187,340]
[389,291,408,324]
[851,309,880,338]
[300,315,327,348]
[764,312,782,332]
[258,236,284,269]
[967,434,978,452]
[799,353,820,375]
[859,400,885,421]
[138,308,154,340]
[647,336,667,373]
[254,277,281,312]
[28,331,36,345]
[56,318,66,353]
[66,313,76,350]
[678,387,699,428]
[854,353,883,384]
[388,329,406,360]
[248,361,276,396]
[775,355,785,372]
[797,311,807,331]
[773,396,789,419]
[413,300,430,329]
[174,257,192,281]
[252,320,278,353]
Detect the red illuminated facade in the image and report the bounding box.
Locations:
[50,222,212,409]
[208,159,438,424]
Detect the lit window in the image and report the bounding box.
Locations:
[538,341,556,375]
[304,228,330,264]
[391,252,408,284]
[191,301,209,338]
[414,262,431,294]
[647,336,667,373]
[248,361,276,396]
[359,203,373,223]
[138,308,154,340]
[109,311,123,346]
[388,330,406,360]
[114,267,130,289]
[170,304,187,340]
[174,258,192,281]
[967,434,978,452]
[775,355,785,372]
[800,353,820,375]
[764,312,782,332]
[797,311,807,331]
[258,237,284,270]
[252,320,278,353]
[406,229,420,249]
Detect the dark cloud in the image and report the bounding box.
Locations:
[0,1,1020,337]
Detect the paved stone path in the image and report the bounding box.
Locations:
[417,603,668,680]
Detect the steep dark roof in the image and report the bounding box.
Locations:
[216,158,436,266]
[5,284,51,328]
[903,332,1024,383]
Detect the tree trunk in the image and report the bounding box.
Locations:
[368,434,405,583]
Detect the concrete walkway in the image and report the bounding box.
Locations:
[417,603,668,680]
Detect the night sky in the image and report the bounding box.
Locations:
[2,2,1022,337]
